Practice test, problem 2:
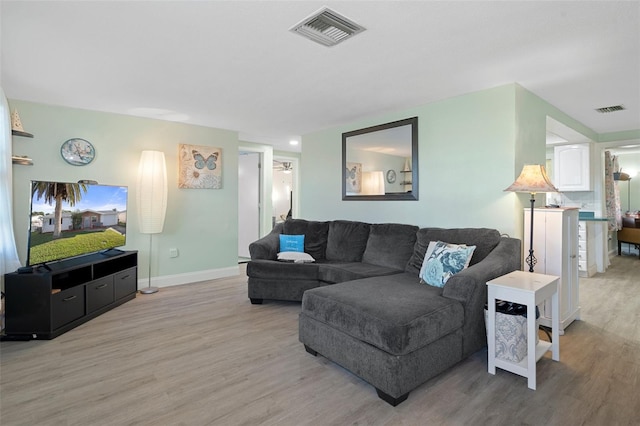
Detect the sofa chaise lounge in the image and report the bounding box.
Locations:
[247,219,521,405]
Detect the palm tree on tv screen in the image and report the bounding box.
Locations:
[32,182,88,238]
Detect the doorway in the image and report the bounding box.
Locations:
[273,156,299,224]
[238,151,261,260]
[238,145,274,262]
[237,147,298,261]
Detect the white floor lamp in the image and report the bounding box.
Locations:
[137,150,167,294]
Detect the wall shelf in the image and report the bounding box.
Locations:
[400,171,412,188]
[12,129,34,138]
[12,156,33,166]
[12,127,34,165]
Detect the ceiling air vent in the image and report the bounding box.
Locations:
[595,105,625,113]
[290,7,365,47]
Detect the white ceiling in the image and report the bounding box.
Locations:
[2,1,639,153]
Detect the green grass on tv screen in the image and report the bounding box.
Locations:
[29,228,126,265]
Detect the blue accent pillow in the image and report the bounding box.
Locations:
[419,241,476,288]
[279,234,305,253]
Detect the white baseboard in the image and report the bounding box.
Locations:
[137,265,241,290]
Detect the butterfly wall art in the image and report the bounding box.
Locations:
[345,162,362,193]
[178,143,222,189]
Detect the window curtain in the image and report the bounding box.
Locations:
[604,150,622,232]
[1,87,22,287]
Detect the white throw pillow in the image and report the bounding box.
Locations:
[419,241,476,287]
[277,251,315,263]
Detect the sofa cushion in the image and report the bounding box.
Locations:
[249,278,321,302]
[317,262,403,284]
[301,273,465,355]
[419,241,476,287]
[406,228,501,275]
[325,220,371,262]
[361,223,418,270]
[283,219,330,260]
[247,259,318,280]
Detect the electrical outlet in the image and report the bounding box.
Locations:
[169,248,179,258]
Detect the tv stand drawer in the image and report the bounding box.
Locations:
[86,277,115,313]
[114,267,137,300]
[52,286,85,330]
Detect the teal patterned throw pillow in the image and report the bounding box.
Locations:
[419,241,476,288]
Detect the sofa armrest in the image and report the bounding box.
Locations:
[443,237,522,306]
[248,223,284,260]
[442,236,521,356]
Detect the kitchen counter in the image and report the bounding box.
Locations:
[578,211,608,221]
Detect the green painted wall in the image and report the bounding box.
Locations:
[9,100,239,280]
[300,83,610,240]
[598,130,640,143]
[300,84,524,238]
[11,83,628,283]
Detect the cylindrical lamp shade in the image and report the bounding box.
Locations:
[362,171,385,195]
[137,150,168,234]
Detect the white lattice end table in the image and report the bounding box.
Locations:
[486,270,560,390]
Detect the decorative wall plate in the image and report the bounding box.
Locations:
[61,138,95,166]
[386,169,396,184]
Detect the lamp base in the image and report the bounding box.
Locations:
[140,286,159,295]
[525,250,537,273]
[526,193,537,273]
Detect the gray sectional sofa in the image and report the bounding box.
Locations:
[247,219,521,406]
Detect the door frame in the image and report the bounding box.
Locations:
[273,154,300,220]
[238,145,273,238]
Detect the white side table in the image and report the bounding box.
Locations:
[486,270,560,390]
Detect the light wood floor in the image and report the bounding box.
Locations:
[1,254,639,426]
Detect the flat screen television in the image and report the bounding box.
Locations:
[27,180,128,266]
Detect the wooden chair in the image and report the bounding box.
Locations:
[617,214,640,259]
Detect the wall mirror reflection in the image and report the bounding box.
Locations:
[342,116,418,200]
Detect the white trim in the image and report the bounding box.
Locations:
[137,265,240,290]
[1,87,22,276]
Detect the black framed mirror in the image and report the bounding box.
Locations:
[342,117,418,201]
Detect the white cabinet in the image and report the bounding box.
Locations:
[524,208,580,333]
[553,144,591,191]
[578,221,596,277]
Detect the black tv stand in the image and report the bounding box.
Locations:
[0,333,33,342]
[3,250,137,340]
